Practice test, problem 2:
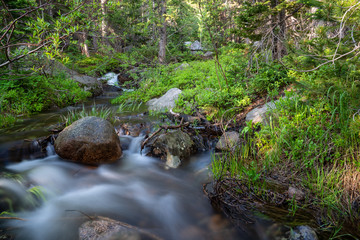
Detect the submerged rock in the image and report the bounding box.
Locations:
[147,129,195,168]
[79,217,140,240]
[215,131,240,152]
[290,226,318,240]
[146,88,182,112]
[54,117,122,165]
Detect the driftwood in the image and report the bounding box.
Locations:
[0,216,26,221]
[140,122,190,152]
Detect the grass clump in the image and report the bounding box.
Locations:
[61,104,116,126]
[211,63,360,237]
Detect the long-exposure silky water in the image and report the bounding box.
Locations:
[3,135,240,240]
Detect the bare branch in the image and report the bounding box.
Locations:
[282,43,360,73]
[0,3,50,42]
[332,1,360,64]
[0,41,51,68]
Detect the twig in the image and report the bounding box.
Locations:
[0,216,26,221]
[65,210,94,221]
[280,43,360,73]
[140,122,190,153]
[332,2,360,64]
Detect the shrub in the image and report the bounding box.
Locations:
[0,72,90,128]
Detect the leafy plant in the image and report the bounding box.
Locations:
[0,72,90,128]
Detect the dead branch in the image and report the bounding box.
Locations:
[140,122,190,152]
[332,2,360,64]
[0,40,51,68]
[0,216,26,221]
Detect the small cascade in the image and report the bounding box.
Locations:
[99,72,119,87]
[127,135,144,154]
[45,143,56,156]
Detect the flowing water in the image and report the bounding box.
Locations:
[3,137,241,240]
[0,79,298,240]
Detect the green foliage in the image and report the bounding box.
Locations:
[112,47,290,120]
[28,186,47,204]
[60,104,116,126]
[0,72,90,128]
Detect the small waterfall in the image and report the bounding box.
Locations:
[46,143,55,156]
[128,135,144,154]
[99,72,119,87]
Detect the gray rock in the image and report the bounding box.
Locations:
[290,226,318,240]
[288,186,305,201]
[146,88,182,112]
[184,41,192,48]
[79,217,140,240]
[54,117,122,165]
[148,130,195,168]
[190,40,202,51]
[203,51,214,58]
[175,63,190,71]
[46,60,103,96]
[245,101,277,124]
[216,131,240,151]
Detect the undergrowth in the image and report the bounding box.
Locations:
[0,72,90,128]
[211,63,360,237]
[112,46,290,121]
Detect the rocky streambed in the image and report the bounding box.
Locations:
[0,83,324,240]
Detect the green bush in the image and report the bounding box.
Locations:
[0,72,90,127]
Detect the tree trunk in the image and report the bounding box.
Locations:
[100,0,107,42]
[271,0,279,61]
[158,0,167,64]
[271,0,287,61]
[77,32,90,57]
[279,7,287,57]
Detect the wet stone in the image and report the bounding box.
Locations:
[79,217,141,240]
[289,226,318,240]
[54,116,122,165]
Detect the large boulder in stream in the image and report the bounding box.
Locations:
[147,130,195,168]
[54,117,122,165]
